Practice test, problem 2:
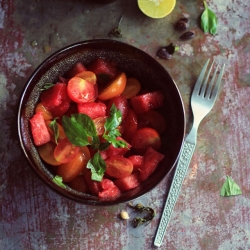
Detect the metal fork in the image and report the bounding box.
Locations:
[154,59,226,247]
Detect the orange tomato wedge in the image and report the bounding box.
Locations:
[122,77,141,99]
[98,72,127,100]
[76,71,97,85]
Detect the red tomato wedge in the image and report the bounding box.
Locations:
[114,172,141,191]
[67,76,98,104]
[137,110,167,134]
[122,77,141,99]
[93,116,107,136]
[78,102,106,120]
[140,147,165,181]
[54,138,80,164]
[57,151,87,182]
[131,127,161,154]
[130,90,164,114]
[105,156,133,179]
[30,112,51,146]
[76,71,97,85]
[38,142,61,166]
[98,72,127,100]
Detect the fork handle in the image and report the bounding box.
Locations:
[154,140,196,247]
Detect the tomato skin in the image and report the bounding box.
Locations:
[122,77,141,99]
[38,142,61,166]
[30,112,51,146]
[106,95,128,120]
[67,76,98,104]
[131,127,161,154]
[78,102,106,119]
[122,108,138,143]
[54,138,80,164]
[76,71,97,85]
[35,103,53,120]
[105,156,133,179]
[93,116,107,136]
[138,110,167,134]
[56,151,86,182]
[98,72,127,100]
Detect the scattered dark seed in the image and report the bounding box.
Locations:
[180,31,195,40]
[157,47,172,60]
[175,20,187,31]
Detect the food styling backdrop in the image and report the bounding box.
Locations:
[1,0,250,249]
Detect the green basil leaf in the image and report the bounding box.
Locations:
[220,176,242,197]
[49,119,59,144]
[104,104,122,133]
[87,151,106,182]
[53,175,66,188]
[41,83,55,91]
[62,114,100,147]
[99,141,111,151]
[201,1,218,36]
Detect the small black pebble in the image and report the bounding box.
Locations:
[180,31,195,40]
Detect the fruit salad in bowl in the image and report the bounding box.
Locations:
[18,39,185,205]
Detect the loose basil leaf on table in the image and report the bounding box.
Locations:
[201,1,218,35]
[220,176,242,197]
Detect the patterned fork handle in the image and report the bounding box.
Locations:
[154,140,195,247]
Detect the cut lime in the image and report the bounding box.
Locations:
[138,0,176,19]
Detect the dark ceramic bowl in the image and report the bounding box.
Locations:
[17,39,185,205]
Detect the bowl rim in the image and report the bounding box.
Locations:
[17,38,186,205]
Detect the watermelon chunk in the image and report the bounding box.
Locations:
[130,91,164,114]
[78,102,107,119]
[128,155,144,171]
[67,62,87,78]
[140,147,165,181]
[98,178,121,200]
[30,112,51,146]
[88,58,117,85]
[84,171,102,195]
[40,83,71,117]
[114,172,141,191]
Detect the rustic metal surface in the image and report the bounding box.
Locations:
[1,0,250,249]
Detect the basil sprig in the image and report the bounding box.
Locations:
[201,1,217,35]
[87,151,106,181]
[49,119,59,144]
[220,176,242,197]
[61,105,128,182]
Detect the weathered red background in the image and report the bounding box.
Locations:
[1,0,250,249]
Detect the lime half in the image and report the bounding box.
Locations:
[138,0,176,18]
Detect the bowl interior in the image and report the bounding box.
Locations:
[18,39,185,205]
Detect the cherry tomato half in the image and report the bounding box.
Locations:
[35,102,53,120]
[105,156,133,179]
[76,71,97,85]
[57,151,87,182]
[67,76,98,104]
[98,72,127,100]
[38,142,61,166]
[54,138,80,164]
[122,77,141,99]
